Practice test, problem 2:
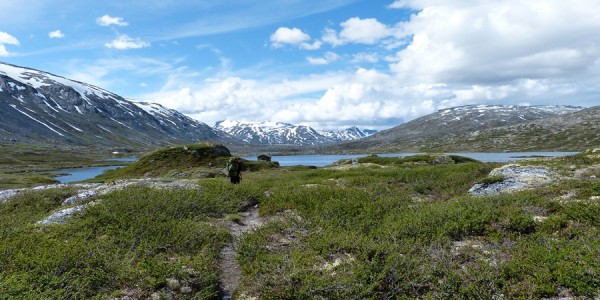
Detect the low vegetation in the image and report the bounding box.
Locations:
[1,147,599,299]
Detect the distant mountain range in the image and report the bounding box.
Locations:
[0,62,375,150]
[331,104,598,152]
[0,62,229,149]
[214,120,377,146]
[2,62,598,152]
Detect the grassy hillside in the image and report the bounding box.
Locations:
[330,105,600,153]
[1,150,599,298]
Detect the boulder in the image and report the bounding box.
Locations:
[431,155,455,165]
[469,164,552,196]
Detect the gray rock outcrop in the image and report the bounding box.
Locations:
[469,164,552,196]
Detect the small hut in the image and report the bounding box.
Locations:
[257,154,272,162]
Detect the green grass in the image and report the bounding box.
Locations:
[234,155,600,299]
[1,151,600,299]
[479,174,507,184]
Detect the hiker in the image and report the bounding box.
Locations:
[226,156,242,184]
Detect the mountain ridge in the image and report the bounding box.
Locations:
[0,62,230,149]
[214,120,377,146]
[331,104,596,152]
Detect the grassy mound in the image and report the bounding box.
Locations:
[94,143,233,180]
[93,143,280,181]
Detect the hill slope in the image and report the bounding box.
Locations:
[0,62,230,149]
[331,105,593,152]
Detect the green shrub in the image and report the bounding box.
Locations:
[479,175,507,184]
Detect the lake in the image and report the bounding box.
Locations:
[50,157,137,183]
[51,166,123,183]
[52,152,580,183]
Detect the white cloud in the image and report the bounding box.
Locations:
[322,28,344,47]
[270,27,321,50]
[323,17,392,46]
[307,52,340,65]
[340,17,391,44]
[387,0,408,9]
[139,70,355,127]
[390,0,600,87]
[104,35,150,50]
[351,52,379,64]
[300,41,322,50]
[0,31,19,56]
[48,30,65,39]
[60,56,180,97]
[271,27,309,46]
[32,0,598,131]
[96,15,129,27]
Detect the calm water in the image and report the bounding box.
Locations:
[51,166,122,183]
[247,152,580,167]
[51,157,137,183]
[101,157,138,162]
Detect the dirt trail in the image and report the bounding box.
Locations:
[219,205,263,300]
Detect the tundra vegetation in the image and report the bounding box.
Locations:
[0,143,599,299]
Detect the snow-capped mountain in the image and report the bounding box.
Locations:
[0,62,228,148]
[318,126,377,142]
[214,120,377,145]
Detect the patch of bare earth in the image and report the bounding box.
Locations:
[218,205,264,300]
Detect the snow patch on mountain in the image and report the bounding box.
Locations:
[0,63,117,104]
[1,62,226,147]
[214,120,376,145]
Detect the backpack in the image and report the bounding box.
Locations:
[227,157,240,175]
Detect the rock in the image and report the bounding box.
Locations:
[469,178,526,196]
[469,164,552,196]
[257,154,271,162]
[62,189,100,205]
[38,205,87,225]
[0,189,22,203]
[491,164,550,179]
[210,144,232,156]
[431,155,455,165]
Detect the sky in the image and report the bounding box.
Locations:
[1,0,599,130]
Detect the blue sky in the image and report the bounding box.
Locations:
[1,0,599,130]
